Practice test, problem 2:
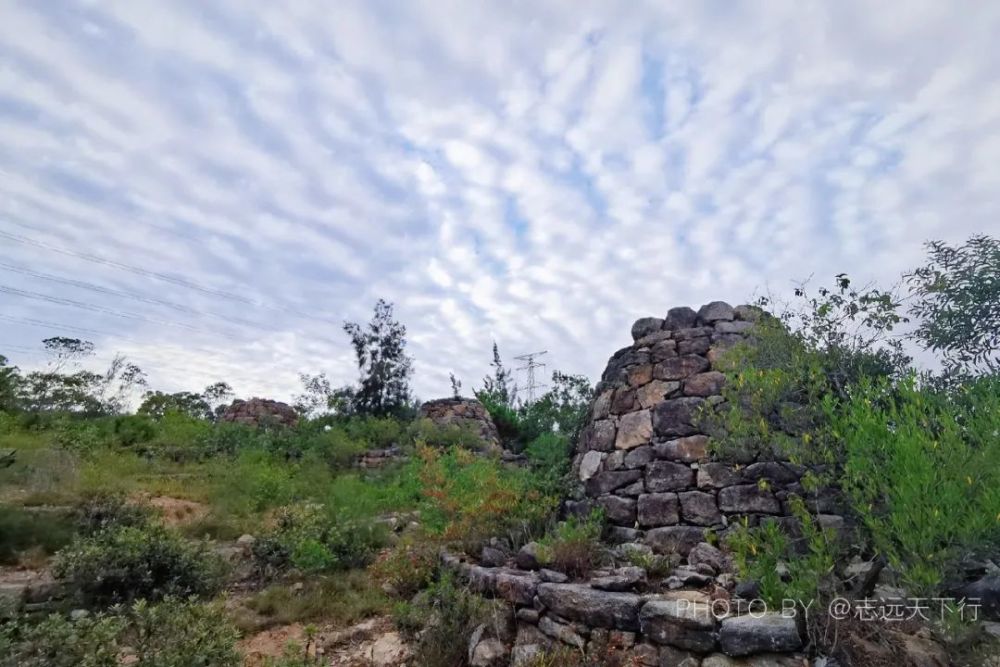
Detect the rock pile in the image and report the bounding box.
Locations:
[419,397,502,451]
[220,398,299,428]
[570,301,845,551]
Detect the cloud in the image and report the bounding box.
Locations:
[1,0,999,402]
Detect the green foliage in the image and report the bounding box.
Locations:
[906,234,1000,377]
[238,570,388,631]
[251,502,385,576]
[369,536,439,598]
[0,355,20,412]
[1,598,239,667]
[1,610,125,667]
[138,391,212,420]
[0,506,75,565]
[475,341,517,409]
[343,299,414,417]
[536,511,606,578]
[111,414,158,447]
[829,375,1000,593]
[127,597,240,667]
[707,274,909,464]
[394,574,505,667]
[74,492,153,536]
[416,445,558,554]
[727,496,838,608]
[52,524,225,607]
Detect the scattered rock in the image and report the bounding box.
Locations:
[590,567,646,592]
[538,615,586,648]
[640,599,717,652]
[688,542,731,574]
[516,542,544,570]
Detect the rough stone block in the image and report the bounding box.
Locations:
[654,435,709,462]
[653,355,710,381]
[645,461,694,492]
[616,409,653,450]
[628,364,654,388]
[718,485,781,514]
[652,397,706,438]
[683,371,726,397]
[698,301,735,323]
[697,463,742,489]
[679,491,722,526]
[624,445,654,469]
[645,526,706,557]
[719,613,802,656]
[636,380,680,409]
[590,419,616,452]
[639,599,717,652]
[664,307,698,330]
[677,337,711,355]
[632,317,665,341]
[536,583,644,631]
[598,495,637,526]
[637,492,679,527]
[586,470,643,496]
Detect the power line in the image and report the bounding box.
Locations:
[0,227,341,326]
[0,261,277,333]
[0,284,243,340]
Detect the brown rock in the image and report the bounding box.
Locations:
[221,398,299,428]
[653,355,710,381]
[616,410,653,450]
[635,380,680,409]
[611,388,636,414]
[684,371,726,397]
[654,435,709,462]
[628,365,654,388]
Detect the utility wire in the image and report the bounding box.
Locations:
[0,261,277,333]
[0,284,244,340]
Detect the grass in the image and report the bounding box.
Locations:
[233,570,390,632]
[0,505,76,565]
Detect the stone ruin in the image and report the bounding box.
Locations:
[443,301,857,666]
[419,397,502,452]
[569,300,845,551]
[220,397,299,428]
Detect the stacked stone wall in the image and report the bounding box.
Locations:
[570,301,844,555]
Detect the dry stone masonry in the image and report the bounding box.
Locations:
[220,397,299,427]
[419,397,502,451]
[571,301,845,552]
[443,301,849,666]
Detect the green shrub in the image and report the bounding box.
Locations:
[417,445,557,554]
[394,574,506,667]
[53,524,225,607]
[1,610,125,667]
[252,503,385,576]
[830,375,1000,594]
[74,492,153,535]
[536,511,605,578]
[727,496,837,608]
[369,536,439,598]
[127,597,240,667]
[1,598,239,667]
[112,415,158,447]
[0,506,75,565]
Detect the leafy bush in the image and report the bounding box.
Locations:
[1,610,125,667]
[74,492,153,536]
[251,502,385,577]
[727,496,838,607]
[394,574,506,667]
[1,598,239,667]
[0,506,75,565]
[417,445,557,554]
[536,511,606,578]
[369,537,439,598]
[829,375,1000,593]
[127,597,240,667]
[111,415,158,447]
[52,524,225,607]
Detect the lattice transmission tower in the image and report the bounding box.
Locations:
[514,350,548,403]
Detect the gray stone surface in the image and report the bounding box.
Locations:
[645,461,694,492]
[719,613,802,656]
[652,397,706,437]
[637,492,680,527]
[698,301,735,323]
[536,583,644,631]
[679,491,723,526]
[719,485,781,514]
[645,526,706,557]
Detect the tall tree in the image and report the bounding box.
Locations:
[906,235,1000,377]
[0,354,21,412]
[343,299,413,417]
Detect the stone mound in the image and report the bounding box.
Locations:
[220,397,299,428]
[419,397,502,450]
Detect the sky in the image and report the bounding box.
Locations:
[1,1,999,404]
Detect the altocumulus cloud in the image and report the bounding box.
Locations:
[1,0,999,402]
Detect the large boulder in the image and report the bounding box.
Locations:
[419,397,502,450]
[220,398,299,427]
